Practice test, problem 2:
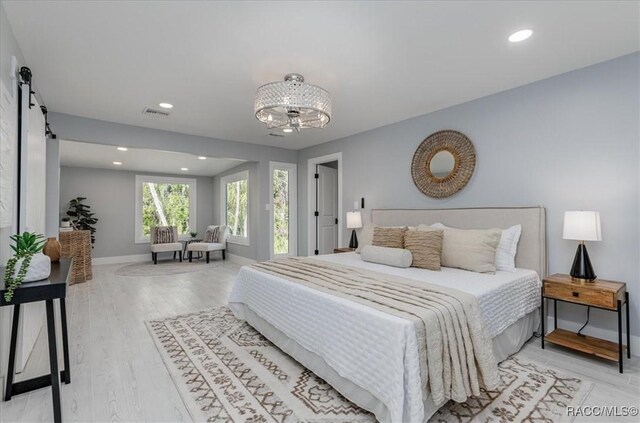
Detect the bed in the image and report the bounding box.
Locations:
[229,207,546,423]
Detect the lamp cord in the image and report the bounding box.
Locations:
[577,306,591,337]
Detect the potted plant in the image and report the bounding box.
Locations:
[61,217,71,228]
[190,231,198,239]
[3,232,50,302]
[66,197,98,245]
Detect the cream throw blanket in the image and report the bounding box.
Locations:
[252,257,500,406]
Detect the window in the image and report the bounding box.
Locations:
[221,170,249,245]
[270,162,297,258]
[135,175,197,243]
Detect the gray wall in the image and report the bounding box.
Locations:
[212,162,260,260]
[49,113,298,261]
[60,166,215,259]
[298,53,640,340]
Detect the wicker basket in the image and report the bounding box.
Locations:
[59,230,93,284]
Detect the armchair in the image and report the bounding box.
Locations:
[187,225,227,263]
[150,226,182,264]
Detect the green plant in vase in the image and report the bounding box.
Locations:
[67,196,98,245]
[190,231,198,238]
[3,232,46,302]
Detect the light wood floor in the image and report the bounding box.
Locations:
[1,259,638,422]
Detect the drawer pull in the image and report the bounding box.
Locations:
[572,292,580,297]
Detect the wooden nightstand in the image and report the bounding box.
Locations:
[333,247,356,253]
[542,273,630,373]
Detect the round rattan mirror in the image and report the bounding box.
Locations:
[411,130,476,198]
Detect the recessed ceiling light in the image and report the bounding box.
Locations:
[159,102,173,109]
[508,29,533,43]
[181,167,188,171]
[198,156,206,160]
[283,128,293,133]
[117,147,128,151]
[113,161,122,165]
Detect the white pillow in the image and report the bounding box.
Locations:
[430,223,521,272]
[360,245,413,268]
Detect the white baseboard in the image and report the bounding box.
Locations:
[226,253,256,266]
[92,253,150,265]
[545,315,639,357]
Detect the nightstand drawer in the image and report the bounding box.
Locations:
[544,282,615,309]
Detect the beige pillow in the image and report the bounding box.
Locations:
[372,226,407,249]
[418,224,501,273]
[355,222,374,253]
[403,230,443,271]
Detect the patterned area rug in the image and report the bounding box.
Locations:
[115,260,222,276]
[147,307,593,423]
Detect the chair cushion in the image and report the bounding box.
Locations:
[187,242,225,252]
[153,226,176,243]
[204,226,220,243]
[150,242,182,253]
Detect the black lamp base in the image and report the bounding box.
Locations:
[349,230,358,249]
[570,243,596,282]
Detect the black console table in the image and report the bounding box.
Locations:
[1,259,72,423]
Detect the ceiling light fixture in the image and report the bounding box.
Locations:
[508,29,533,43]
[113,161,122,165]
[159,102,173,109]
[255,73,331,133]
[198,156,206,160]
[181,167,188,171]
[117,147,128,151]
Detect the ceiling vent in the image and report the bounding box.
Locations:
[142,107,170,118]
[268,133,285,137]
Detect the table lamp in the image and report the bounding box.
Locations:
[346,211,363,249]
[563,211,601,282]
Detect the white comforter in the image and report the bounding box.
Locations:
[228,253,541,423]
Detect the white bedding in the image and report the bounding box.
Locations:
[228,253,541,423]
[318,252,541,337]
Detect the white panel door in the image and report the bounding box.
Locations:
[317,165,337,254]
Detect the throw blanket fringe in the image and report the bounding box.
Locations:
[252,257,499,406]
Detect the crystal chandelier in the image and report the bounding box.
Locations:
[254,73,331,132]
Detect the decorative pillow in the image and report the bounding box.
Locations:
[372,226,407,249]
[204,226,220,243]
[357,224,414,253]
[403,230,443,270]
[154,227,175,244]
[431,223,521,272]
[361,245,412,268]
[418,224,501,273]
[355,222,374,253]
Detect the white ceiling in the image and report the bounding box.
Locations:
[60,140,245,176]
[5,1,639,150]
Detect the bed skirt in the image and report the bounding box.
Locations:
[229,303,539,423]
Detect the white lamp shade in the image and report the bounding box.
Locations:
[346,211,363,229]
[563,211,602,241]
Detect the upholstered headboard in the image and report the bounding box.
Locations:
[371,206,547,277]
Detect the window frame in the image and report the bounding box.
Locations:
[134,174,197,244]
[269,162,297,259]
[220,170,250,246]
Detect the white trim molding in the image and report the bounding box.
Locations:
[226,253,256,266]
[134,174,197,244]
[269,161,298,260]
[307,152,342,256]
[220,170,250,246]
